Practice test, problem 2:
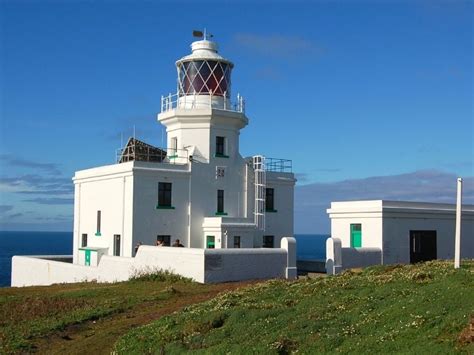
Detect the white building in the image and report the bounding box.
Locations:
[72,34,296,265]
[326,200,474,273]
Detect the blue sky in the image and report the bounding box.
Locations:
[0,0,472,233]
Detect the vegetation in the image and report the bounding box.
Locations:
[0,271,243,354]
[115,261,474,354]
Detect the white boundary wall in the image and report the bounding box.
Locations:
[11,237,297,287]
[326,237,382,275]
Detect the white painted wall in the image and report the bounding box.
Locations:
[12,238,297,286]
[73,164,134,262]
[326,238,381,275]
[327,200,474,268]
[265,172,296,246]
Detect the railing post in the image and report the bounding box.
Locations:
[224,91,227,110]
[161,95,164,112]
[168,93,171,110]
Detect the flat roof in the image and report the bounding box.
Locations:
[327,200,474,214]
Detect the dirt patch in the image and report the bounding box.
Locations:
[458,316,474,346]
[32,281,258,354]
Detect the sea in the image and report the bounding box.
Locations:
[0,231,328,287]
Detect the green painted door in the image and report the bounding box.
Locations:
[350,224,362,248]
[85,250,91,266]
[206,236,215,249]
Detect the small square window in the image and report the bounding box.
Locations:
[263,235,274,248]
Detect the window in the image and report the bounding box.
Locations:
[263,235,274,248]
[157,235,171,246]
[170,137,178,157]
[81,234,87,247]
[96,211,101,236]
[113,234,121,256]
[216,136,226,156]
[217,190,225,214]
[265,188,276,212]
[207,235,215,249]
[350,224,362,248]
[234,236,241,248]
[158,182,172,207]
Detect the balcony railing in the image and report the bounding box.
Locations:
[116,146,189,165]
[265,158,292,173]
[161,92,245,113]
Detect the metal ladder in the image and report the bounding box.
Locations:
[253,155,266,230]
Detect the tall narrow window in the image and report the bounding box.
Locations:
[217,190,224,214]
[216,136,225,156]
[350,224,362,248]
[234,236,241,248]
[170,137,178,157]
[265,188,275,212]
[158,182,172,207]
[96,211,101,236]
[81,234,88,247]
[263,235,274,248]
[113,234,121,256]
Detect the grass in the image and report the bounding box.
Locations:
[0,271,240,354]
[114,261,474,354]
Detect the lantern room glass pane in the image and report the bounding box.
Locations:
[179,60,232,98]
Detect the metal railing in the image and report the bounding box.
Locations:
[161,92,245,113]
[116,147,189,165]
[265,158,292,173]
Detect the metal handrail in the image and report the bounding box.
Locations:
[265,158,292,173]
[161,92,245,113]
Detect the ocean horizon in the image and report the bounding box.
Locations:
[0,231,328,287]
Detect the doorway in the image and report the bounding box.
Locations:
[410,230,437,263]
[206,236,215,249]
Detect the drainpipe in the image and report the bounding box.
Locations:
[187,149,192,248]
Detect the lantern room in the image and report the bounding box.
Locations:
[175,32,234,110]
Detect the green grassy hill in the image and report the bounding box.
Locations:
[0,261,472,354]
[115,261,474,354]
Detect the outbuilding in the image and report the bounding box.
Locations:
[327,200,474,265]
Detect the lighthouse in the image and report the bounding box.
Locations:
[69,32,296,262]
[11,32,300,286]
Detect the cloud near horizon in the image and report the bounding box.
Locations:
[0,154,62,175]
[295,169,473,234]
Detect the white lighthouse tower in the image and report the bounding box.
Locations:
[70,32,296,263]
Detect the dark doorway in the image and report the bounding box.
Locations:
[410,230,437,263]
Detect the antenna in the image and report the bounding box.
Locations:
[133,125,136,139]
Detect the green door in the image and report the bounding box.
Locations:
[350,224,362,248]
[85,250,91,266]
[206,236,215,249]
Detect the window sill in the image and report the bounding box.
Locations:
[156,205,176,210]
[215,212,228,216]
[95,232,101,236]
[265,209,278,213]
[214,154,229,158]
